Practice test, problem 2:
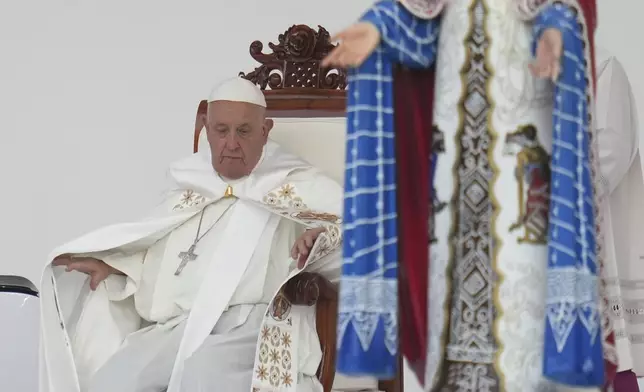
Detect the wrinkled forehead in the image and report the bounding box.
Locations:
[206,100,265,126]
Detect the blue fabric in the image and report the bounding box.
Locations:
[537,4,604,387]
[336,0,439,378]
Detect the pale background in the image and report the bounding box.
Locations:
[0,0,638,390]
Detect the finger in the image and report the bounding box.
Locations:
[322,46,346,68]
[353,53,370,68]
[552,38,563,59]
[338,50,363,68]
[65,262,80,272]
[342,52,364,68]
[89,274,103,291]
[540,63,552,79]
[529,62,546,78]
[290,243,299,260]
[321,49,341,68]
[529,62,550,79]
[52,257,72,267]
[330,31,347,42]
[551,60,561,82]
[528,62,538,76]
[66,261,91,273]
[304,235,314,248]
[297,242,309,258]
[298,253,307,269]
[333,55,350,68]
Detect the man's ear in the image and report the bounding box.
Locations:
[263,119,274,137]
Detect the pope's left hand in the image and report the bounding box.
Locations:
[291,227,327,269]
[529,28,563,82]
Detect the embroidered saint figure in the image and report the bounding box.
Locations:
[503,124,551,244]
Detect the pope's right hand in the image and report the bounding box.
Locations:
[52,255,121,290]
[321,22,381,68]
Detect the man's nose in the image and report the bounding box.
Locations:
[224,132,241,150]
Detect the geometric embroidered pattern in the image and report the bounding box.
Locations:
[440,1,500,389]
[337,277,398,354]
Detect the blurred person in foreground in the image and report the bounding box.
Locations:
[323,0,619,391]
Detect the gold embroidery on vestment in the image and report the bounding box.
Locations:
[281,372,293,387]
[256,365,268,380]
[270,292,292,321]
[173,189,206,211]
[293,211,340,224]
[263,183,308,210]
[281,333,291,348]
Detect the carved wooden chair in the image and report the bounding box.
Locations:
[193,24,403,392]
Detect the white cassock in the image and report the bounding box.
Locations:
[38,140,343,392]
[595,50,643,376]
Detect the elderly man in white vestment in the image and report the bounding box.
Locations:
[39,77,343,392]
[595,50,643,389]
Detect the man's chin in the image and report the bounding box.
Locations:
[212,166,248,180]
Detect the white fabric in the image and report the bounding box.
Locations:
[87,304,265,392]
[595,52,643,375]
[39,141,343,392]
[207,77,267,107]
[98,196,282,323]
[168,200,273,390]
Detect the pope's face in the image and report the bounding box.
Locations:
[205,101,273,179]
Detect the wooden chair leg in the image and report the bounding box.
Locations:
[377,355,404,392]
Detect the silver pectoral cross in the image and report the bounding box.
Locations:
[175,244,198,275]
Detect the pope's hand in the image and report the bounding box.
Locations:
[291,227,327,269]
[529,28,563,82]
[52,255,122,290]
[321,22,381,68]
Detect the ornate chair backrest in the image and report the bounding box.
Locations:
[194,25,348,187]
[193,24,402,392]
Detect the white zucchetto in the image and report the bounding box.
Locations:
[207,77,267,108]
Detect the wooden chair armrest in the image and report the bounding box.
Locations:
[282,272,337,306]
[282,272,337,392]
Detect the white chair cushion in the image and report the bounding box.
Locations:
[269,118,346,185]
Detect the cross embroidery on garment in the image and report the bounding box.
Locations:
[175,244,198,275]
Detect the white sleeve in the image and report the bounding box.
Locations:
[596,57,639,194]
[101,250,145,301]
[71,250,144,302]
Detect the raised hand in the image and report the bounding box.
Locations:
[290,227,327,269]
[529,28,563,82]
[52,255,121,290]
[321,22,381,68]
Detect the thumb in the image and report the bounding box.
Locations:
[89,273,104,291]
